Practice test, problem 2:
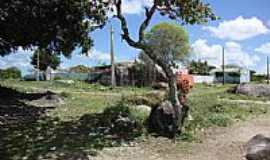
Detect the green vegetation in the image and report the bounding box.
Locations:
[0,0,108,56]
[184,84,269,140]
[0,81,269,159]
[0,67,21,80]
[31,49,61,71]
[188,60,216,75]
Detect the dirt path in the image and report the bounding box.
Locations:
[92,116,270,160]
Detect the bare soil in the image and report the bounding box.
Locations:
[92,116,270,160]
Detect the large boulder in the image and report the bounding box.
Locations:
[148,101,178,137]
[245,134,270,160]
[235,84,270,97]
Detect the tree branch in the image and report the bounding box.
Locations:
[114,0,139,48]
[114,0,156,49]
[138,4,157,42]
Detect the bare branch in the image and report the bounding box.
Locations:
[114,0,156,49]
[138,4,157,43]
[114,0,139,48]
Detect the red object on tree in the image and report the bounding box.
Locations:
[176,72,194,105]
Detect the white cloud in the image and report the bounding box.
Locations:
[61,48,113,68]
[191,39,260,68]
[0,48,33,74]
[267,20,270,27]
[255,42,270,54]
[122,0,153,14]
[191,39,222,66]
[203,16,269,41]
[87,49,111,61]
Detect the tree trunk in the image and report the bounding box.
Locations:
[148,60,189,138]
[163,67,183,135]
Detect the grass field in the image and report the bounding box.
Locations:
[0,80,269,159]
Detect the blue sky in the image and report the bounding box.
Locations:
[1,0,270,75]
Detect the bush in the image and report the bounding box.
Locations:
[101,102,146,136]
[208,114,232,127]
[0,67,21,80]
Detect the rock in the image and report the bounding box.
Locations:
[25,91,64,108]
[152,82,169,90]
[111,115,136,135]
[132,105,151,115]
[235,84,270,97]
[148,101,178,137]
[55,79,75,85]
[245,134,270,160]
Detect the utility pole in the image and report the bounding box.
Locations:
[267,56,269,84]
[110,24,116,87]
[222,46,225,85]
[37,50,40,81]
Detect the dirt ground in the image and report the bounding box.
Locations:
[92,116,270,160]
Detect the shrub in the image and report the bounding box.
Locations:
[0,67,21,80]
[101,102,146,136]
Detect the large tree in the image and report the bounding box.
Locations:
[109,0,217,137]
[31,49,60,71]
[0,0,216,137]
[144,23,190,136]
[0,0,109,56]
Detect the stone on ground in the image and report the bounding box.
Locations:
[245,134,270,160]
[148,101,177,137]
[25,91,64,108]
[235,84,270,97]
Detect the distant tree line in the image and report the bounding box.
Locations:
[0,67,21,80]
[188,60,216,75]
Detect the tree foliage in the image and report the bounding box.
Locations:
[0,0,109,56]
[188,60,216,75]
[31,49,60,71]
[69,65,92,73]
[0,67,21,79]
[107,0,216,137]
[145,23,190,67]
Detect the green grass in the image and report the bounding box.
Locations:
[0,80,152,95]
[184,84,269,140]
[1,81,270,159]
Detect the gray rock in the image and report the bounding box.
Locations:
[133,105,151,114]
[25,91,64,108]
[235,84,270,97]
[148,101,178,137]
[245,134,270,160]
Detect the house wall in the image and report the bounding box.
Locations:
[214,73,240,84]
[240,69,250,83]
[192,75,215,83]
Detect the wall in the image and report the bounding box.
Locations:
[240,69,250,83]
[192,75,215,84]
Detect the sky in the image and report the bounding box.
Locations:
[1,0,270,75]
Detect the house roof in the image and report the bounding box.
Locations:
[210,67,250,74]
[210,68,241,74]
